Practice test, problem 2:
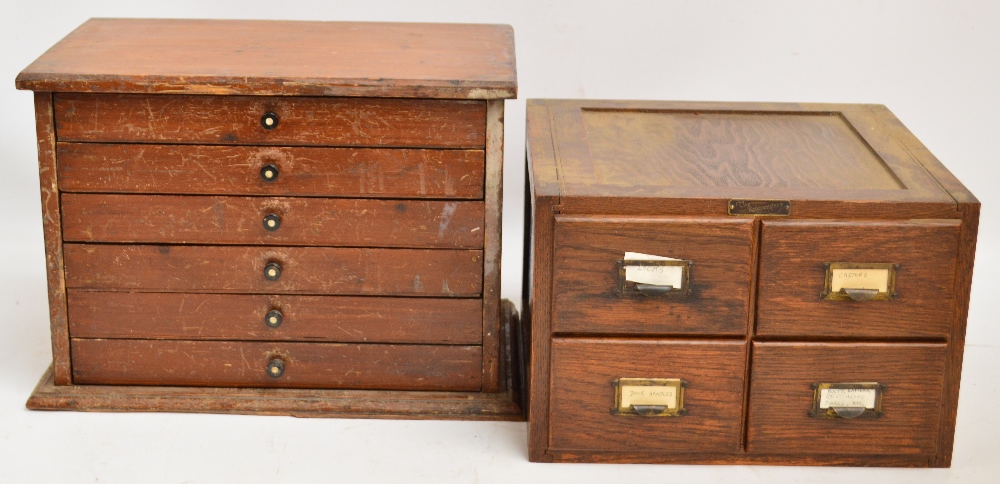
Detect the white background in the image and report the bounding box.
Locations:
[2,1,999,482]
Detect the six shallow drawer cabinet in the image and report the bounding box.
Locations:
[18,19,522,419]
[523,99,978,466]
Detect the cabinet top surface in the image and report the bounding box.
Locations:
[527,99,973,207]
[16,18,517,99]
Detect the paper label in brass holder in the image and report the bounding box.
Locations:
[821,262,898,301]
[617,252,692,297]
[612,378,687,417]
[809,382,884,419]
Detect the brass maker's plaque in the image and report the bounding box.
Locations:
[809,382,884,419]
[612,378,687,417]
[822,262,898,301]
[728,199,791,216]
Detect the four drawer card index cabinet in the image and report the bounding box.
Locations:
[523,99,978,466]
[17,18,523,420]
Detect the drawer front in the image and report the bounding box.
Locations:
[747,342,947,455]
[63,244,482,296]
[553,216,753,335]
[56,143,485,199]
[54,93,486,148]
[757,220,960,338]
[62,194,484,249]
[549,338,746,453]
[71,339,482,391]
[67,291,482,344]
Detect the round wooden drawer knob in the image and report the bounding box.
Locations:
[265,309,283,328]
[264,262,282,281]
[263,213,281,231]
[266,358,285,378]
[261,112,279,130]
[260,164,279,182]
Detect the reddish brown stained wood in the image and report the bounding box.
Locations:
[56,143,485,199]
[54,93,486,148]
[549,338,746,453]
[757,219,960,338]
[527,195,558,462]
[534,451,935,466]
[16,19,517,99]
[481,99,504,392]
[33,92,72,385]
[747,342,947,455]
[552,216,753,336]
[61,194,485,249]
[63,244,483,296]
[71,339,483,391]
[67,292,482,344]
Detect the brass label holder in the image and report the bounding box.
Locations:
[728,199,791,216]
[821,262,898,301]
[809,382,884,419]
[612,378,687,417]
[616,259,692,297]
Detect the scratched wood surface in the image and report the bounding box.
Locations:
[63,244,483,296]
[16,19,517,99]
[54,93,487,148]
[747,342,947,455]
[61,194,485,248]
[757,219,960,338]
[56,143,485,199]
[71,339,483,391]
[549,338,746,453]
[67,292,482,344]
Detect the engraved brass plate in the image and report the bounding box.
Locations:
[809,382,884,419]
[727,199,791,216]
[821,262,897,301]
[612,378,687,417]
[616,260,692,297]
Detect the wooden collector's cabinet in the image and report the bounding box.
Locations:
[17,19,523,419]
[523,99,978,466]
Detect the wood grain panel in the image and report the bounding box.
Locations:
[553,216,753,335]
[71,339,482,391]
[549,338,746,453]
[757,219,960,338]
[61,194,484,248]
[54,93,486,148]
[67,292,481,344]
[63,244,482,296]
[56,143,485,199]
[747,342,947,455]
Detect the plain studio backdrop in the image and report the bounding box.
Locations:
[1,1,998,482]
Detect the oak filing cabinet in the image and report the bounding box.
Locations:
[17,18,523,420]
[522,99,978,465]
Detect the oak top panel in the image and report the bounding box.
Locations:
[16,19,517,99]
[527,99,956,205]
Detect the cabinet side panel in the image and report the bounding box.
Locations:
[481,99,504,392]
[34,91,71,385]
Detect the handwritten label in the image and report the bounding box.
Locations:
[619,385,678,409]
[623,252,683,289]
[819,388,877,409]
[830,268,889,293]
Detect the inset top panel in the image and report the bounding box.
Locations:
[16,19,517,99]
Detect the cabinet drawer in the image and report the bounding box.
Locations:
[71,339,482,391]
[552,216,753,335]
[54,93,486,148]
[63,244,482,296]
[56,143,485,199]
[747,342,947,455]
[757,220,960,338]
[67,292,482,344]
[549,338,746,453]
[62,194,484,249]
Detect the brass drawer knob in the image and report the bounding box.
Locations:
[260,164,279,182]
[261,112,279,130]
[263,213,281,231]
[265,309,283,328]
[266,358,285,378]
[264,262,282,281]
